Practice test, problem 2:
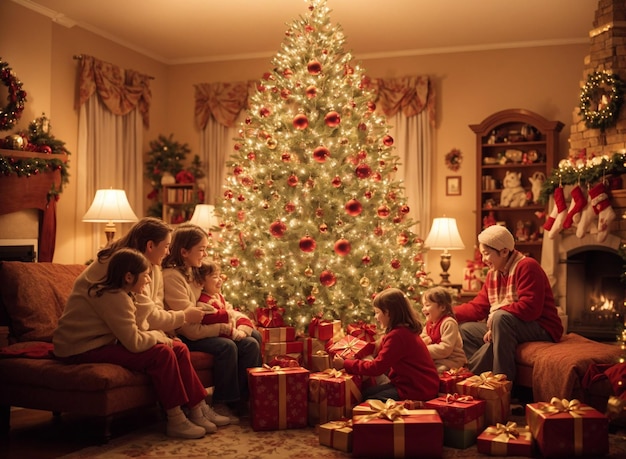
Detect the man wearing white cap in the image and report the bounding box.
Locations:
[454,225,563,383]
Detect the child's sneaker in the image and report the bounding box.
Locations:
[189,414,218,434]
[166,417,206,439]
[202,403,231,426]
[213,404,240,424]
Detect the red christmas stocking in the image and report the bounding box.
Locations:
[575,182,616,241]
[543,186,567,239]
[562,185,587,229]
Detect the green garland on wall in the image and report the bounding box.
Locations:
[539,152,626,204]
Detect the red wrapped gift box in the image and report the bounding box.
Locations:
[477,421,534,457]
[526,398,609,458]
[247,366,309,431]
[455,371,512,425]
[268,353,302,368]
[309,318,343,341]
[352,400,443,458]
[311,350,331,372]
[299,336,327,370]
[255,305,285,327]
[308,369,362,426]
[346,321,377,343]
[258,326,295,343]
[319,420,352,453]
[438,367,473,394]
[327,335,375,360]
[262,340,303,364]
[424,394,486,429]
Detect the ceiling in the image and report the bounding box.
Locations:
[14,0,599,65]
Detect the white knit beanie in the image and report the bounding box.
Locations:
[478,225,515,251]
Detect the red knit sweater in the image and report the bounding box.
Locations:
[343,326,439,401]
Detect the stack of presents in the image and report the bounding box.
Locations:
[247,310,610,458]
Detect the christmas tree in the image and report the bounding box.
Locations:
[215,0,430,331]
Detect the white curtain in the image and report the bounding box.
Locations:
[199,118,233,205]
[386,111,432,238]
[76,95,144,256]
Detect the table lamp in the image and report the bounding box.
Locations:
[82,189,139,245]
[424,217,465,285]
[189,204,218,235]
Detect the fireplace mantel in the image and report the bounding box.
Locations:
[0,148,68,261]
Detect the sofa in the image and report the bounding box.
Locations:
[0,261,214,439]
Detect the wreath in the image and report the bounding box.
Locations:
[445,148,463,171]
[579,70,623,130]
[0,58,27,131]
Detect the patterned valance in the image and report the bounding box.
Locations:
[76,55,152,128]
[194,75,434,130]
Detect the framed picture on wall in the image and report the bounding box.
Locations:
[446,176,461,196]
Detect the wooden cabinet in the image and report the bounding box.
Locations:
[162,183,197,224]
[469,109,564,262]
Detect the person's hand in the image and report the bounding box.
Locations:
[231,329,247,341]
[184,307,204,324]
[486,314,493,330]
[333,354,345,370]
[483,329,492,343]
[422,335,432,345]
[238,325,254,336]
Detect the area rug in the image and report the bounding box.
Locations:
[59,417,626,459]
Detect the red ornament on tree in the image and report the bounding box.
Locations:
[306,295,316,305]
[259,107,271,117]
[324,111,341,128]
[233,165,243,176]
[319,223,328,233]
[283,68,293,78]
[362,255,371,264]
[391,259,401,269]
[306,85,317,98]
[345,199,363,216]
[281,88,291,99]
[287,174,299,187]
[334,238,351,256]
[270,221,287,238]
[299,235,316,252]
[331,176,342,188]
[307,60,322,75]
[230,257,240,267]
[400,205,410,214]
[293,114,309,130]
[237,210,246,222]
[313,146,330,163]
[319,270,337,287]
[281,152,291,162]
[377,205,390,218]
[355,163,372,179]
[383,135,394,146]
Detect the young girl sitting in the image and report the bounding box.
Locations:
[332,288,439,402]
[420,286,468,373]
[53,248,218,439]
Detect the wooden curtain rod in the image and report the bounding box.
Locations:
[73,54,155,80]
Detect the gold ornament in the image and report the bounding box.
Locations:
[304,267,313,277]
[360,277,370,287]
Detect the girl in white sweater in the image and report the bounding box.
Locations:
[54,247,218,439]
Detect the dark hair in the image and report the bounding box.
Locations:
[372,287,423,334]
[162,223,208,279]
[89,248,150,297]
[194,260,220,285]
[422,286,456,319]
[97,217,171,261]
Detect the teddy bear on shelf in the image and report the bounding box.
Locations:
[500,171,527,207]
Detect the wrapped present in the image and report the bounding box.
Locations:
[299,336,327,370]
[425,393,486,429]
[477,421,533,456]
[439,367,473,394]
[255,305,285,328]
[319,419,352,453]
[352,399,443,458]
[308,369,362,426]
[258,326,295,343]
[309,317,343,341]
[311,350,331,372]
[268,353,302,368]
[456,371,512,425]
[443,415,485,449]
[346,321,377,343]
[327,335,375,360]
[262,340,303,364]
[247,365,309,431]
[526,397,609,458]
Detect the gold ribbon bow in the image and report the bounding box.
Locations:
[358,399,409,423]
[485,421,521,441]
[540,397,586,416]
[465,371,508,389]
[444,393,474,404]
[442,367,470,377]
[314,350,329,356]
[326,419,353,429]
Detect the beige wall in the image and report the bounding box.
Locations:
[0,1,587,283]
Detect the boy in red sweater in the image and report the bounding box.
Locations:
[333,288,439,402]
[455,225,563,382]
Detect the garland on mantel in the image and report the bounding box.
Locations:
[539,151,626,204]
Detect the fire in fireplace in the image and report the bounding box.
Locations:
[566,247,625,341]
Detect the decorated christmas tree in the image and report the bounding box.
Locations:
[215,0,430,331]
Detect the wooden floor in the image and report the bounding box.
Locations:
[0,407,163,459]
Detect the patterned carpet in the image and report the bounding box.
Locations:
[58,415,626,459]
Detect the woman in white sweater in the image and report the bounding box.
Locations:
[53,219,227,438]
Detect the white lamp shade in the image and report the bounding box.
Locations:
[424,217,465,250]
[189,204,218,231]
[82,189,139,222]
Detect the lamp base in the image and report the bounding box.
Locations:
[438,252,452,285]
[104,222,116,246]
